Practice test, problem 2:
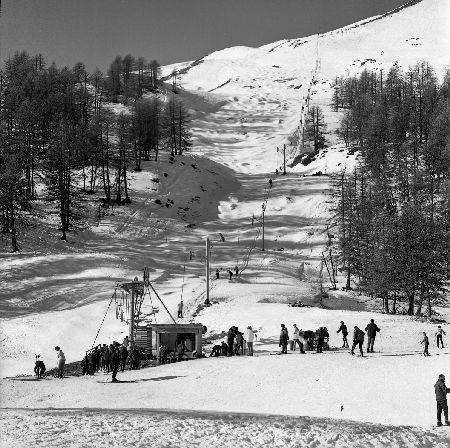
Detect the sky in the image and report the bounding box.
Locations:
[1,0,409,71]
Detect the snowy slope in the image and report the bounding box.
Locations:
[1,1,450,446]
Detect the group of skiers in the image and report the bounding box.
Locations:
[336,319,381,357]
[215,266,239,281]
[81,336,141,381]
[421,326,446,357]
[208,325,257,357]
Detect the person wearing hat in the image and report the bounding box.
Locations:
[434,374,450,426]
[245,326,256,356]
[54,346,66,378]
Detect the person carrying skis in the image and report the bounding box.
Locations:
[337,321,349,348]
[54,346,66,378]
[436,326,446,349]
[350,326,364,357]
[365,319,380,353]
[279,324,289,354]
[434,374,450,426]
[421,332,430,357]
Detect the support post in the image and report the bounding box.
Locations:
[129,283,135,342]
[205,237,211,305]
[283,144,286,175]
[262,203,265,252]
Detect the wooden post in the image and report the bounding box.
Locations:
[205,237,211,305]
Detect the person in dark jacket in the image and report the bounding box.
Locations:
[350,326,364,357]
[365,319,380,353]
[316,327,329,353]
[227,327,236,356]
[434,374,450,426]
[119,345,128,371]
[176,341,185,362]
[209,345,222,357]
[337,321,349,348]
[279,324,289,354]
[421,332,430,357]
[221,341,229,357]
[110,344,120,382]
[235,329,244,355]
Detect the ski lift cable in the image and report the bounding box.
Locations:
[91,290,116,349]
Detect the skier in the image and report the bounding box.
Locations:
[227,326,236,356]
[227,269,233,281]
[234,265,239,278]
[365,319,380,353]
[54,346,66,378]
[178,300,183,318]
[34,355,46,379]
[216,268,220,279]
[316,327,328,353]
[436,326,446,348]
[350,326,364,357]
[337,321,349,348]
[119,344,128,371]
[246,326,256,356]
[434,374,450,426]
[110,343,120,382]
[279,324,289,354]
[421,332,430,357]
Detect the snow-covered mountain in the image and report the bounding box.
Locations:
[163,0,449,174]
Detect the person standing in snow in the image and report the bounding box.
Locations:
[234,266,239,278]
[337,321,349,348]
[54,346,66,378]
[421,332,430,357]
[316,327,328,353]
[436,326,446,348]
[292,324,302,352]
[365,319,380,353]
[104,345,111,373]
[279,324,289,354]
[178,300,184,318]
[227,269,233,281]
[227,327,236,356]
[221,341,229,357]
[235,328,244,355]
[434,374,450,426]
[110,343,120,382]
[245,326,256,356]
[350,326,364,357]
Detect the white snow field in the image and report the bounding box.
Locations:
[1,0,450,446]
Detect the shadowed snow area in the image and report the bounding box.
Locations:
[1,1,450,446]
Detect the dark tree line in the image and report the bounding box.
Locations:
[0,51,191,250]
[332,62,450,317]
